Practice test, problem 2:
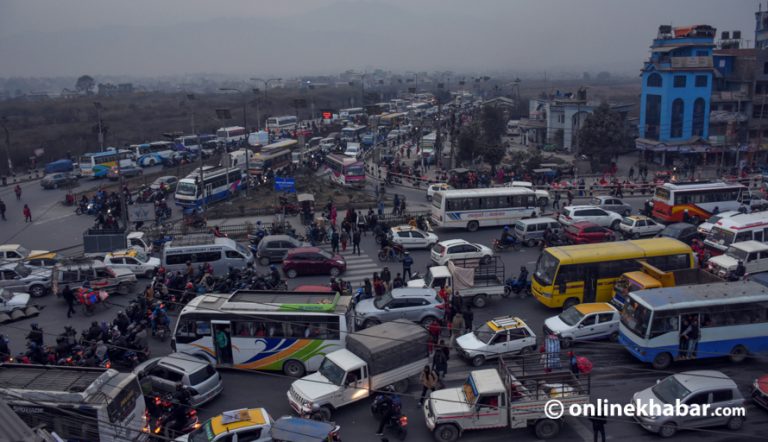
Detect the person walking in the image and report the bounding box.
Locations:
[402,252,413,280]
[463,304,474,333]
[552,192,561,210]
[566,189,573,207]
[432,341,449,385]
[14,184,21,201]
[330,229,340,254]
[0,198,6,220]
[590,413,607,442]
[340,228,349,252]
[62,285,76,318]
[22,204,31,222]
[450,310,465,347]
[352,228,361,255]
[418,365,439,406]
[393,194,400,215]
[381,267,391,292]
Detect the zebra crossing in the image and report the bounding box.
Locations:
[314,243,383,288]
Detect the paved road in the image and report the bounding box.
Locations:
[2,178,767,442]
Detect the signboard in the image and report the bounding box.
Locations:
[128,203,155,222]
[274,177,296,193]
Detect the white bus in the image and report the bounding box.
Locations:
[262,139,299,151]
[216,126,247,147]
[341,125,367,142]
[132,141,176,167]
[0,364,147,442]
[339,107,365,121]
[265,116,298,133]
[619,280,768,369]
[79,150,135,178]
[175,166,245,208]
[172,290,353,377]
[431,187,538,231]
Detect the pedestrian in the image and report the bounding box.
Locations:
[400,198,406,215]
[340,229,349,252]
[357,211,366,235]
[590,413,607,442]
[393,194,400,215]
[330,229,340,254]
[0,198,6,220]
[569,351,579,376]
[552,192,561,210]
[566,189,573,206]
[363,278,373,299]
[378,200,384,217]
[392,273,404,289]
[14,184,21,201]
[62,285,76,318]
[450,310,465,347]
[418,365,438,406]
[450,290,462,322]
[402,251,414,280]
[432,340,448,384]
[463,304,474,333]
[22,204,31,222]
[381,267,391,291]
[352,228,361,255]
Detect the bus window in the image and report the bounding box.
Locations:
[650,313,679,338]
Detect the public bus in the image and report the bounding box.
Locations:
[0,364,147,442]
[651,181,756,223]
[175,134,216,155]
[619,281,768,369]
[172,290,353,377]
[339,107,365,121]
[430,187,538,231]
[325,153,365,188]
[262,139,299,151]
[132,141,176,167]
[216,126,247,147]
[175,166,244,207]
[248,148,293,178]
[378,112,408,127]
[79,150,134,178]
[532,238,696,309]
[340,125,367,142]
[265,116,298,133]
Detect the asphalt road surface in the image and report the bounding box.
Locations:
[1,177,767,442]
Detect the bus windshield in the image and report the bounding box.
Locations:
[432,193,443,209]
[535,252,559,286]
[345,165,364,176]
[708,227,734,246]
[621,299,651,338]
[176,181,198,196]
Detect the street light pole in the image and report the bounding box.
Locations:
[220,87,252,196]
[94,102,104,152]
[0,117,12,179]
[250,78,282,131]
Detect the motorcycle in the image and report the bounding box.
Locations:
[371,393,408,441]
[504,275,531,298]
[492,237,522,252]
[378,245,405,262]
[153,408,199,440]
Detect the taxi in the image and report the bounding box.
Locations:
[455,316,537,367]
[618,215,664,239]
[101,248,160,278]
[388,225,439,250]
[177,408,273,442]
[23,251,62,268]
[543,302,619,347]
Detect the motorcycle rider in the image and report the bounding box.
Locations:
[167,383,194,437]
[113,311,130,335]
[500,226,515,247]
[269,265,282,288]
[86,321,104,343]
[0,334,11,362]
[518,266,529,284]
[151,302,170,336]
[26,323,44,347]
[375,385,402,437]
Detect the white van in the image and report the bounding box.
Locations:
[343,142,361,158]
[707,240,768,279]
[704,210,768,254]
[162,234,254,274]
[512,217,561,247]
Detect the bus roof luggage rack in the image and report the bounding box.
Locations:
[0,364,110,393]
[223,290,342,312]
[169,234,216,247]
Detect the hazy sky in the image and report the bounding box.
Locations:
[0,0,760,77]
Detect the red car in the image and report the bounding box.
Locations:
[282,247,346,278]
[564,221,616,244]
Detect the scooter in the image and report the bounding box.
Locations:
[492,237,522,252]
[371,393,408,440]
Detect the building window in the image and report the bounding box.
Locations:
[764,62,768,74]
[671,98,685,138]
[645,94,661,140]
[673,76,686,88]
[692,98,706,137]
[695,75,708,87]
[647,73,662,88]
[696,50,708,56]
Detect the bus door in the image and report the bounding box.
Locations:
[583,265,598,303]
[205,183,213,201]
[212,320,234,365]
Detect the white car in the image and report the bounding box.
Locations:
[102,249,160,278]
[697,210,740,236]
[0,288,31,314]
[543,303,620,347]
[708,240,768,279]
[430,239,493,266]
[388,225,439,250]
[426,183,451,201]
[618,215,665,239]
[558,205,623,229]
[455,316,537,367]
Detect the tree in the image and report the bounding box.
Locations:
[576,103,631,169]
[480,106,505,144]
[456,124,480,165]
[75,75,95,94]
[595,71,611,82]
[480,143,506,174]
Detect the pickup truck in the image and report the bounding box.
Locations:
[288,319,428,421]
[424,355,590,441]
[612,261,723,308]
[408,257,507,308]
[82,228,150,260]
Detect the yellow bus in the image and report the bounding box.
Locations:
[531,238,695,309]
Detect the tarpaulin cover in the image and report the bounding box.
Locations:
[447,261,475,292]
[346,319,428,375]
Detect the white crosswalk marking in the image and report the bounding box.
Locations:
[314,243,383,287]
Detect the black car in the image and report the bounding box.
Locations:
[656,222,700,245]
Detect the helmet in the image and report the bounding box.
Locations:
[270,265,277,271]
[504,226,510,231]
[185,282,194,289]
[257,221,262,225]
[30,323,39,329]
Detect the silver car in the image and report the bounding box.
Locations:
[591,196,633,216]
[354,288,443,329]
[633,370,745,438]
[0,263,52,298]
[134,352,223,407]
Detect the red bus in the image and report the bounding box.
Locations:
[651,182,749,223]
[325,154,365,188]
